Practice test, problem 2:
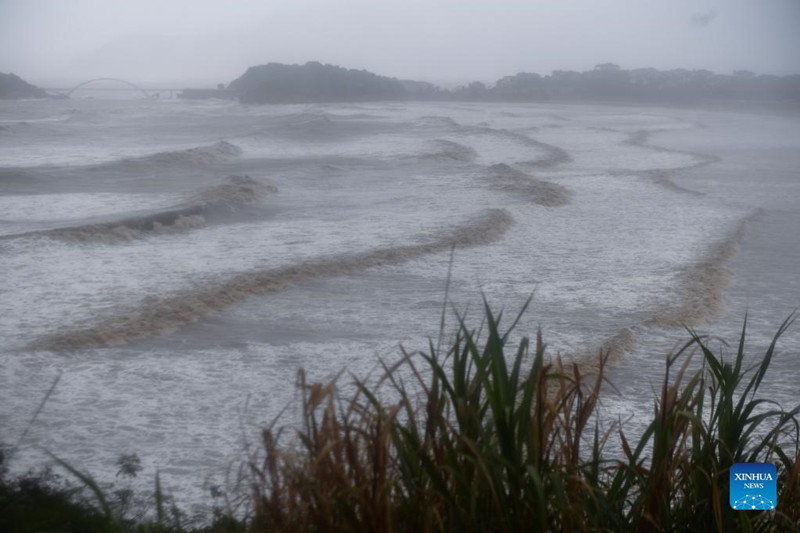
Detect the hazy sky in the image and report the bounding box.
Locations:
[2,0,799,87]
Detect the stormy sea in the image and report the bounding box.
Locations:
[1,93,799,511]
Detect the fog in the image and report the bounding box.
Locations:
[2,0,799,87]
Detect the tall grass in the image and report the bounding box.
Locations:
[248,302,799,532]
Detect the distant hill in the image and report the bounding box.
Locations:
[458,64,800,103]
[230,62,800,105]
[0,73,46,99]
[228,61,438,104]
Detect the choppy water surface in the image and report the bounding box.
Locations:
[1,96,798,510]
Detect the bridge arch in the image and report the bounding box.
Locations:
[67,78,153,98]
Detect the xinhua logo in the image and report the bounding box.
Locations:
[730,462,777,510]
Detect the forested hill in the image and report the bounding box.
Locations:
[228,61,438,104]
[466,63,800,103]
[228,61,800,104]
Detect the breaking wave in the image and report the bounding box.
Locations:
[5,175,275,244]
[421,139,478,162]
[417,116,461,128]
[320,164,346,174]
[485,164,571,207]
[570,328,636,374]
[330,113,384,120]
[63,109,103,123]
[522,142,572,168]
[254,113,391,141]
[288,115,334,130]
[649,218,749,328]
[647,169,704,196]
[543,327,635,398]
[30,209,514,350]
[132,140,243,166]
[271,114,346,140]
[411,120,572,169]
[626,129,720,171]
[471,126,572,168]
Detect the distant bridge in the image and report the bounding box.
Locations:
[44,78,182,99]
[43,79,234,100]
[65,78,153,98]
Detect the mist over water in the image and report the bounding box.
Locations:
[1,94,798,509]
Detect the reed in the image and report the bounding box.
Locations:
[248,302,799,532]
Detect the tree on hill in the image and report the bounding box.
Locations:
[228,61,412,104]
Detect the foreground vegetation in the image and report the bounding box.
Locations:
[2,302,799,531]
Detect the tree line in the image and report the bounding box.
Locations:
[229,61,800,104]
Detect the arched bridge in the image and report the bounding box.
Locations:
[43,80,230,100]
[66,78,154,98]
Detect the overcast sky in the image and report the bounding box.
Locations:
[1,0,799,87]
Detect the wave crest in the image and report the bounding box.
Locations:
[472,127,572,168]
[188,174,275,210]
[570,328,636,375]
[422,140,478,162]
[136,140,243,166]
[626,129,720,171]
[417,116,461,128]
[649,219,748,328]
[648,169,703,195]
[7,175,275,244]
[486,164,571,207]
[30,209,514,350]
